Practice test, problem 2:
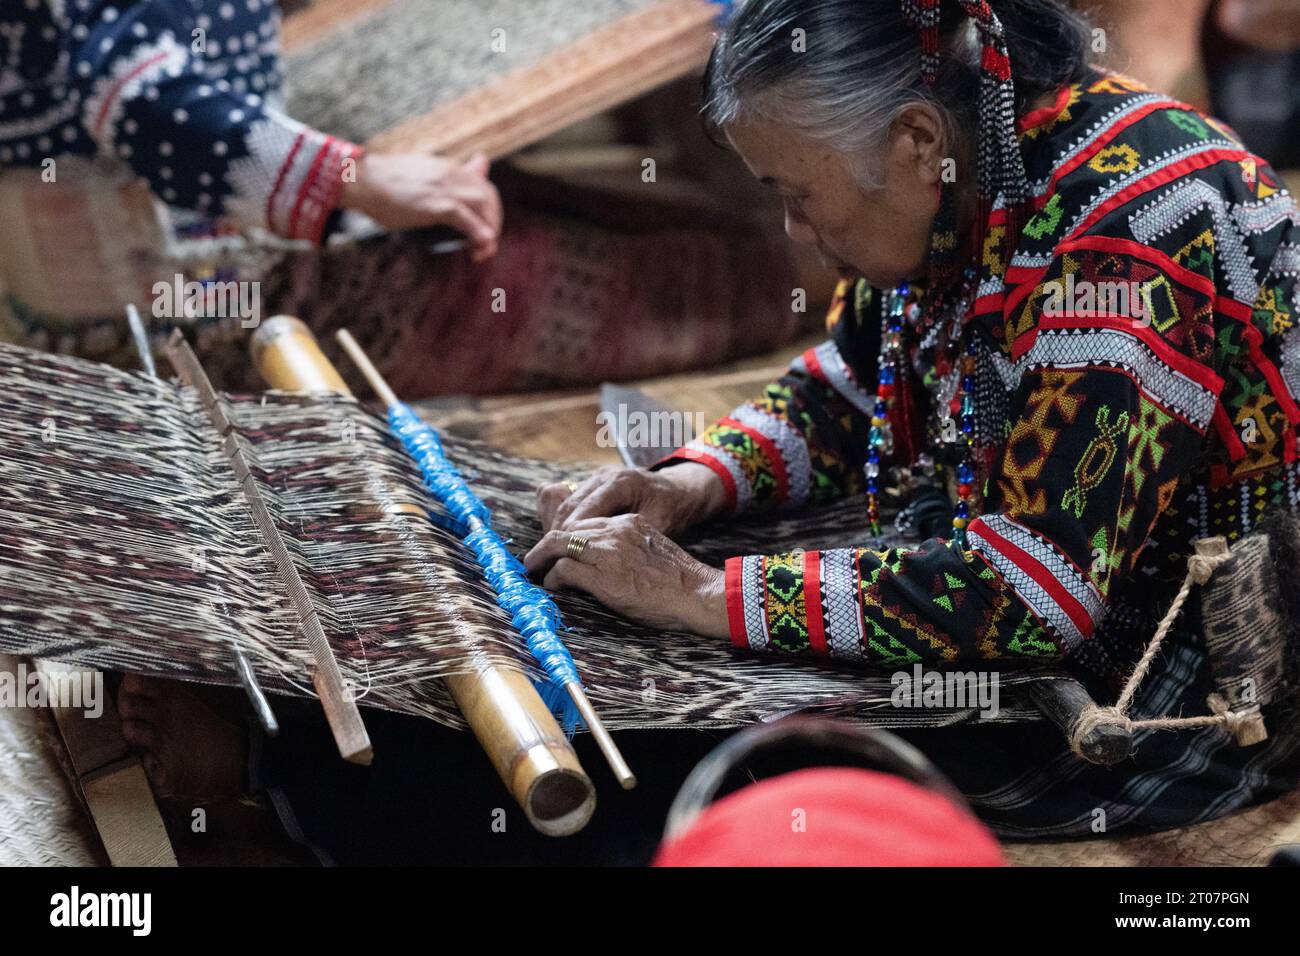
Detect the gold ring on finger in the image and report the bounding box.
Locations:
[566,534,589,561]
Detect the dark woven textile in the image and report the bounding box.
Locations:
[0,343,1049,730]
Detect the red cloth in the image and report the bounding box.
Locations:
[653,767,1006,867]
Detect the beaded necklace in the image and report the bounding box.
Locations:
[950,326,978,550]
[864,285,906,538]
[868,268,981,549]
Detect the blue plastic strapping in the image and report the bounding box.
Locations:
[387,402,585,730]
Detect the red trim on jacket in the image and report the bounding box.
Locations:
[1034,313,1226,396]
[968,517,1097,640]
[802,550,827,654]
[669,447,738,512]
[1017,84,1074,135]
[1212,403,1249,463]
[1069,149,1252,241]
[801,345,830,385]
[724,557,749,649]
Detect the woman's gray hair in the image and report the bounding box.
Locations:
[702,0,1092,189]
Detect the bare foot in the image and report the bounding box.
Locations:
[117,674,249,802]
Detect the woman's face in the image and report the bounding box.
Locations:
[726,109,946,289]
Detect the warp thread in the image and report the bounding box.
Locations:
[388,401,585,728]
[1068,545,1263,758]
[0,341,1057,732]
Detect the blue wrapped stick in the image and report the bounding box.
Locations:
[388,404,584,717]
[335,330,635,788]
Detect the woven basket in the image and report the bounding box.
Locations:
[0,656,105,866]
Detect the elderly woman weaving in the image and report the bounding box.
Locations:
[526,0,1300,836]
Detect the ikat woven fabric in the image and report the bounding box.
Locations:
[0,343,1050,731]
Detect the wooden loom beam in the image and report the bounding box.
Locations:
[362,0,719,160]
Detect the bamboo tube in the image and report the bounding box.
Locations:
[249,316,596,836]
[250,315,352,394]
[334,328,636,790]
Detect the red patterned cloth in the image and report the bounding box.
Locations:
[265,206,808,397]
[2,200,808,396]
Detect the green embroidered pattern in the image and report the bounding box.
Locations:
[864,618,923,666]
[1005,614,1057,656]
[763,552,809,653]
[1062,405,1130,517]
[1023,193,1065,241]
[1167,111,1209,139]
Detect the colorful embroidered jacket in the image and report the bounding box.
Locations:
[665,73,1300,692]
[0,1,359,243]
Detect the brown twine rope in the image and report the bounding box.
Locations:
[1069,549,1242,758]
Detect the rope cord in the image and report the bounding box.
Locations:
[1068,549,1252,757]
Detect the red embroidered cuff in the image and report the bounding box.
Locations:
[802,550,828,655]
[265,128,363,244]
[292,137,363,245]
[724,556,749,649]
[654,446,739,513]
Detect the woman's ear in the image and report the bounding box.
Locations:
[891,104,948,187]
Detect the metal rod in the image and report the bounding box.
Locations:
[567,682,636,789]
[333,327,635,786]
[233,644,280,737]
[127,310,281,738]
[124,304,156,377]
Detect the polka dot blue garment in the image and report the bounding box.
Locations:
[0,1,360,243]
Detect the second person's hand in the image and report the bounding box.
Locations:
[339,151,503,262]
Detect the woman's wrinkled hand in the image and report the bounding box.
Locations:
[339,151,502,262]
[523,513,729,638]
[536,461,727,538]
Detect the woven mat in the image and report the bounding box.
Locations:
[0,656,105,866]
[285,0,658,145]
